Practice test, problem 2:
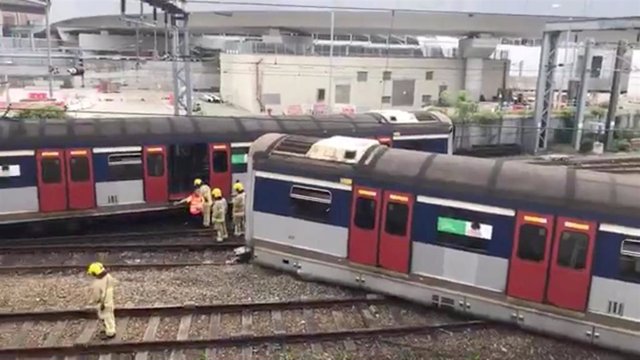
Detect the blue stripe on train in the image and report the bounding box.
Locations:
[253,176,351,228]
[0,156,37,189]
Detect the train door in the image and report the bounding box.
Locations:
[36,149,67,212]
[546,217,596,312]
[65,149,95,210]
[377,191,414,273]
[506,212,554,303]
[209,143,231,199]
[506,212,596,312]
[348,186,381,266]
[143,146,168,203]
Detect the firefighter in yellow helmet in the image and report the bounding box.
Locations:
[232,181,246,236]
[211,187,228,242]
[174,178,212,227]
[87,262,117,340]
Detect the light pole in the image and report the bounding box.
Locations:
[45,0,53,98]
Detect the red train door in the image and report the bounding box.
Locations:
[65,149,95,210]
[36,149,67,212]
[348,186,381,266]
[546,217,596,312]
[209,143,231,199]
[143,146,168,203]
[377,191,414,273]
[506,212,554,303]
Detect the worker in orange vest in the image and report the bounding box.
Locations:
[174,181,206,221]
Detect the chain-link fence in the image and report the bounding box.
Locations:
[453,113,640,155]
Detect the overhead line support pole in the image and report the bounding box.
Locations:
[532,30,560,154]
[604,40,628,151]
[573,38,594,151]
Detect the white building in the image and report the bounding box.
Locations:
[220,53,508,114]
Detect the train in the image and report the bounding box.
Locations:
[0,110,452,227]
[246,132,640,356]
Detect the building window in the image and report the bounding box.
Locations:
[357,71,368,82]
[108,153,142,181]
[335,84,351,104]
[421,95,433,105]
[41,158,62,184]
[354,197,376,230]
[212,150,228,173]
[316,88,326,102]
[69,156,90,182]
[591,55,603,78]
[435,207,493,252]
[620,239,640,281]
[381,96,391,104]
[556,231,589,270]
[385,202,409,236]
[382,71,392,80]
[146,153,165,177]
[290,185,331,222]
[517,224,547,262]
[425,71,434,80]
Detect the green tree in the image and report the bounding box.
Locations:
[13,106,67,119]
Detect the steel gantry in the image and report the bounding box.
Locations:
[533,17,640,153]
[125,0,192,115]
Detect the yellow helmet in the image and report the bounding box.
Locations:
[193,178,203,187]
[212,188,222,198]
[87,262,105,276]
[233,182,244,192]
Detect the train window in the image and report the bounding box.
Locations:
[41,158,62,184]
[385,202,408,236]
[435,207,492,252]
[69,156,90,182]
[0,164,20,178]
[556,231,588,270]
[212,150,228,173]
[619,239,640,281]
[290,185,331,222]
[517,224,547,262]
[354,197,376,230]
[146,153,165,177]
[108,153,142,181]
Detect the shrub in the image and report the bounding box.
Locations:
[13,106,67,119]
[472,110,502,125]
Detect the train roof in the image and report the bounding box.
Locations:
[252,133,640,217]
[0,112,451,150]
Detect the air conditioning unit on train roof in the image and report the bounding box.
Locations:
[367,110,419,123]
[306,136,380,164]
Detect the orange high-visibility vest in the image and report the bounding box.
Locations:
[188,193,204,215]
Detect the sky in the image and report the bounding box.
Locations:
[48,0,640,24]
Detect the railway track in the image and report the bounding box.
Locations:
[527,155,640,174]
[0,295,484,358]
[0,229,245,273]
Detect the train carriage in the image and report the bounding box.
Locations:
[246,132,640,356]
[0,111,452,227]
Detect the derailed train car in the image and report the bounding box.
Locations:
[246,132,640,356]
[0,111,451,227]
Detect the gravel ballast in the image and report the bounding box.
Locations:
[0,265,361,311]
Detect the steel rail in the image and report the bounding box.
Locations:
[1,229,215,246]
[0,321,486,357]
[0,296,387,322]
[0,241,244,253]
[0,261,230,274]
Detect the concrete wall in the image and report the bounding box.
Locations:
[220,53,507,114]
[629,50,640,101]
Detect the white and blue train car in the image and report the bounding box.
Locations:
[246,132,640,356]
[0,111,452,230]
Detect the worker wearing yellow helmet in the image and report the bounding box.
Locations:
[87,262,118,340]
[174,178,212,227]
[232,181,246,236]
[211,187,228,242]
